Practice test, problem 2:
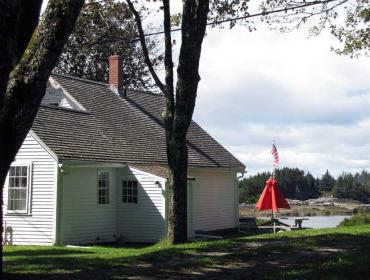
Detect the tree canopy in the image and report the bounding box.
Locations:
[331,0,369,57]
[54,0,163,89]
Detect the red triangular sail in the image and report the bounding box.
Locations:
[256,177,290,212]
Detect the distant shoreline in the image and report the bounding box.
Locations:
[240,197,370,217]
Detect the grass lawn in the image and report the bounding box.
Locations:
[4,225,370,279]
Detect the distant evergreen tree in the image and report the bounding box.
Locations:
[318,170,336,194]
[239,172,271,203]
[333,173,354,199]
[239,167,320,202]
[239,168,370,203]
[333,171,370,203]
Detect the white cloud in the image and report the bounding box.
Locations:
[191,24,370,177]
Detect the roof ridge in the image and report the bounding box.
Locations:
[52,73,164,98]
[51,73,109,87]
[127,88,164,97]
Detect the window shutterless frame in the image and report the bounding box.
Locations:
[97,170,110,206]
[122,180,138,204]
[6,162,33,215]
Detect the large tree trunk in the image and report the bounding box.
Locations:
[0,0,43,99]
[0,0,84,274]
[166,0,210,244]
[0,2,42,272]
[166,141,189,243]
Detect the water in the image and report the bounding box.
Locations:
[280,215,352,229]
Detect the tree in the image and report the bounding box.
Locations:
[0,0,84,274]
[239,172,271,203]
[127,0,210,243]
[260,0,369,57]
[125,0,358,244]
[318,170,336,194]
[305,172,320,198]
[331,0,370,57]
[333,171,370,202]
[54,0,163,89]
[239,168,320,202]
[333,172,354,198]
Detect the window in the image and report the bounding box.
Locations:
[98,171,109,205]
[122,181,138,204]
[7,165,31,213]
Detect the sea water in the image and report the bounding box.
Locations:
[282,215,352,229]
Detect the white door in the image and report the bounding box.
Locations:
[187,182,194,237]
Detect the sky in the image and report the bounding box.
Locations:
[42,1,370,178]
[158,1,370,178]
[193,25,370,178]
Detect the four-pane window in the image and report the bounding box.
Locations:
[98,171,110,205]
[122,181,138,204]
[7,165,30,212]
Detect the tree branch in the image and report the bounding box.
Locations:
[126,0,165,94]
[162,0,175,134]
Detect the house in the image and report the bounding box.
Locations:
[2,55,245,245]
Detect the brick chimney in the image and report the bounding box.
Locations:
[108,55,125,97]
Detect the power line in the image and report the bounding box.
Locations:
[94,0,343,44]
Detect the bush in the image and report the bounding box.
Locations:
[337,213,370,227]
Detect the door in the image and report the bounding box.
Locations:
[187,182,194,237]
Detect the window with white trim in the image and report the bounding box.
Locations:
[98,171,109,205]
[7,165,31,213]
[122,180,138,204]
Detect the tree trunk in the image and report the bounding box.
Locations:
[126,0,209,244]
[166,0,210,244]
[0,0,42,107]
[0,0,84,275]
[0,164,6,274]
[166,140,189,243]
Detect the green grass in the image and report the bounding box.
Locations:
[338,213,370,227]
[4,225,370,279]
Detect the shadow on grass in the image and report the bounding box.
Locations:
[4,248,94,257]
[4,232,370,280]
[271,244,370,280]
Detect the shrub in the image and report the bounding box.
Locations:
[337,213,370,227]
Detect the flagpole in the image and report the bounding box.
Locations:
[272,140,276,233]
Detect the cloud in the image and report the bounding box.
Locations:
[191,25,370,177]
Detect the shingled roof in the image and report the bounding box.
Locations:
[32,74,245,170]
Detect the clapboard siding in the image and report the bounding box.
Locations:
[42,78,75,109]
[117,167,166,242]
[59,167,117,245]
[60,97,73,109]
[190,170,237,231]
[3,133,57,245]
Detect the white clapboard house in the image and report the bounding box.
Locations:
[2,56,245,245]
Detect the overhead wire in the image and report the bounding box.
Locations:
[90,0,342,43]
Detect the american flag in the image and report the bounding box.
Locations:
[271,143,279,168]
